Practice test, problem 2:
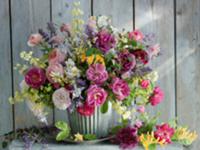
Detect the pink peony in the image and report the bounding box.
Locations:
[25,67,46,89]
[128,29,144,41]
[140,79,150,89]
[137,106,145,113]
[118,50,136,73]
[27,33,43,47]
[48,48,66,65]
[110,77,130,101]
[95,29,116,53]
[86,63,108,85]
[77,102,95,116]
[131,49,149,65]
[149,86,164,106]
[86,84,108,106]
[46,63,64,84]
[52,87,71,110]
[154,123,175,144]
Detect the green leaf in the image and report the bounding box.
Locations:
[55,121,70,141]
[56,131,69,141]
[131,40,137,47]
[83,134,97,140]
[149,144,156,150]
[55,121,69,131]
[86,48,96,56]
[101,100,109,114]
[110,125,123,134]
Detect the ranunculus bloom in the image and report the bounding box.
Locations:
[110,77,130,101]
[140,79,150,89]
[116,126,138,149]
[137,106,145,113]
[77,102,95,116]
[86,85,108,106]
[27,33,43,47]
[154,123,175,144]
[149,86,164,106]
[95,29,116,53]
[46,63,64,83]
[48,48,66,65]
[86,63,108,85]
[52,87,71,110]
[118,50,136,73]
[128,29,144,41]
[131,49,149,65]
[25,67,46,89]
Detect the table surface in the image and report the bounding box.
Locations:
[8,140,184,150]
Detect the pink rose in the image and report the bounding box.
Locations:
[77,102,95,116]
[25,67,46,89]
[110,77,130,101]
[149,86,164,106]
[128,30,144,41]
[60,23,71,36]
[86,63,108,85]
[140,79,150,89]
[46,63,64,84]
[27,33,43,47]
[137,106,145,113]
[86,85,108,106]
[52,87,71,110]
[48,48,66,65]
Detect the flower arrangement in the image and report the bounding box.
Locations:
[9,2,197,150]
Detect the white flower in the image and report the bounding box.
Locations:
[72,84,84,99]
[146,71,159,82]
[65,59,80,79]
[97,16,110,28]
[52,87,71,110]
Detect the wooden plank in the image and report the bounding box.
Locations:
[0,0,13,135]
[135,0,176,121]
[176,0,200,149]
[51,0,91,122]
[11,0,53,129]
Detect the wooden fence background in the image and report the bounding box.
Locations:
[0,0,199,149]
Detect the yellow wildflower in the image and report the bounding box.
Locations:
[74,133,84,142]
[81,54,105,65]
[139,132,165,150]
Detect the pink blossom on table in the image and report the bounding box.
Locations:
[137,106,145,113]
[48,48,66,65]
[52,87,71,110]
[86,63,108,85]
[148,44,160,58]
[95,29,116,53]
[77,102,95,116]
[140,79,150,89]
[154,123,175,144]
[110,77,130,101]
[27,33,43,47]
[86,84,108,106]
[128,29,144,41]
[118,50,136,73]
[25,67,46,89]
[149,86,164,106]
[46,63,64,84]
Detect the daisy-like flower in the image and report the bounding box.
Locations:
[74,133,84,142]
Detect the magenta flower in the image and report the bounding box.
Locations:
[128,29,144,41]
[77,102,95,116]
[140,79,150,89]
[118,50,136,73]
[154,123,175,144]
[131,49,149,65]
[116,126,138,149]
[110,77,130,101]
[95,29,116,53]
[86,84,108,106]
[25,67,46,89]
[86,63,108,85]
[48,48,66,65]
[149,86,164,106]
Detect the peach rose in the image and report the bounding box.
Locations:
[27,33,43,47]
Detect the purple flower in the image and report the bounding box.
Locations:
[86,63,108,85]
[85,17,97,38]
[116,126,138,149]
[118,50,136,73]
[25,67,46,89]
[95,29,116,53]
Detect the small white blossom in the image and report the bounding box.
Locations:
[97,16,110,28]
[65,59,80,79]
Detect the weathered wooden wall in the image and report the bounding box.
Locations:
[0,0,199,149]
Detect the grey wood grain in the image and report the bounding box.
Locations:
[176,0,200,149]
[11,0,53,129]
[0,0,13,135]
[135,0,176,122]
[51,0,91,123]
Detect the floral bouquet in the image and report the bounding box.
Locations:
[9,2,197,150]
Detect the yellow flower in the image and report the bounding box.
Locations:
[139,132,165,150]
[174,127,198,145]
[81,54,105,65]
[74,133,83,142]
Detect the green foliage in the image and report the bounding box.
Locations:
[101,100,109,114]
[55,121,70,141]
[83,134,97,140]
[149,144,157,150]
